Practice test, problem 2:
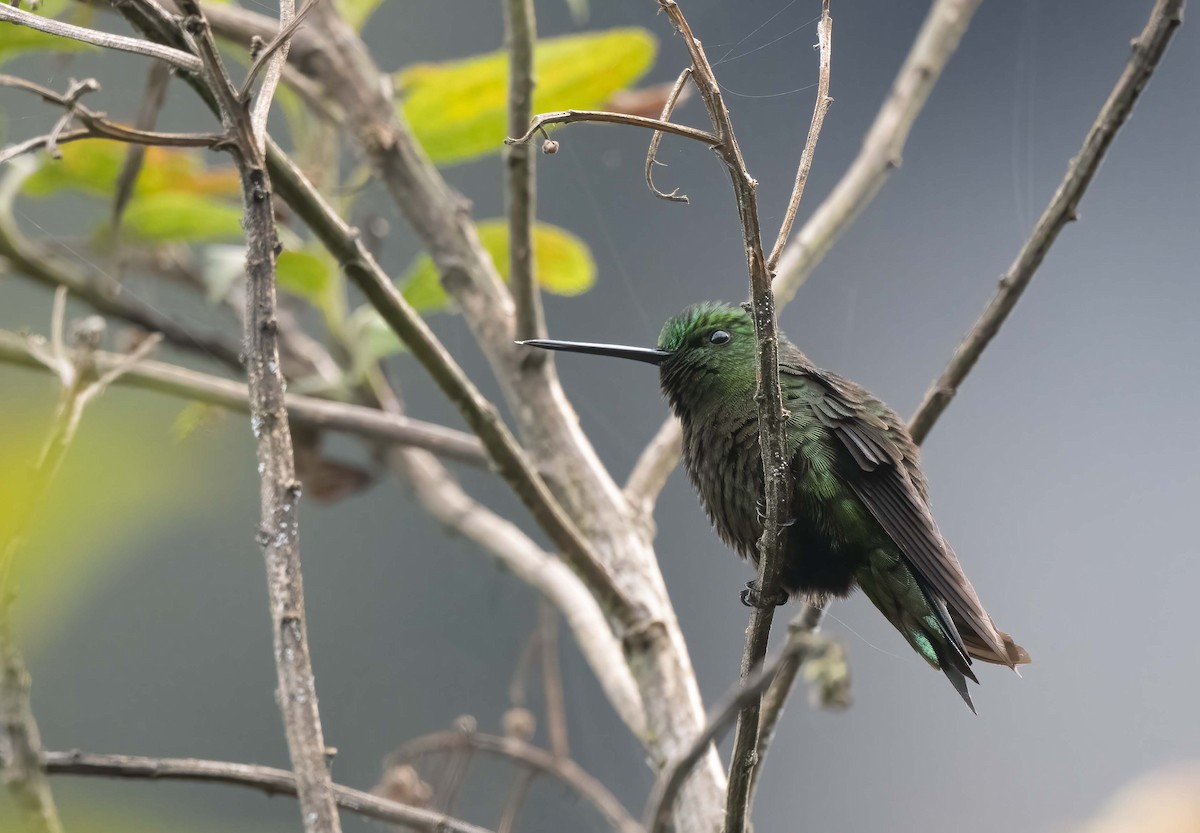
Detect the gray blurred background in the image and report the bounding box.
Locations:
[2,0,1199,831]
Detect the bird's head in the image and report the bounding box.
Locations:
[519,301,759,417]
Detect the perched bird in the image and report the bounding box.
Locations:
[521,301,1029,710]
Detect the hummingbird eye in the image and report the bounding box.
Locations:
[708,329,731,345]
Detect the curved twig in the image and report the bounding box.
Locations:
[393,731,643,833]
[42,750,492,833]
[507,109,720,148]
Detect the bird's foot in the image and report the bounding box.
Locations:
[755,501,797,530]
[740,580,789,609]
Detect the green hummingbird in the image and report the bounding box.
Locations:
[521,301,1029,710]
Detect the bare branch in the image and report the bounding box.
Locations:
[243,0,319,151]
[0,3,201,72]
[264,141,642,630]
[112,64,172,230]
[772,0,983,305]
[767,0,833,271]
[175,3,341,828]
[908,0,1185,444]
[504,0,545,343]
[0,74,222,165]
[0,329,489,465]
[394,731,642,833]
[388,447,646,734]
[507,109,720,149]
[644,618,845,833]
[538,600,570,759]
[42,750,492,833]
[623,417,682,517]
[644,68,694,203]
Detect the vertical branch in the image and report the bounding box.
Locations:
[767,0,832,271]
[538,600,569,760]
[650,4,817,830]
[174,3,342,830]
[248,0,296,152]
[504,0,545,344]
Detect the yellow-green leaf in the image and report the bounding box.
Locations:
[353,219,595,362]
[398,28,656,164]
[120,191,244,243]
[22,139,239,199]
[277,248,332,299]
[404,219,595,310]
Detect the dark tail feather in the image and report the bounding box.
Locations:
[939,651,977,714]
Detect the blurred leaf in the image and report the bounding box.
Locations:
[352,219,595,362]
[336,0,384,30]
[172,402,227,442]
[398,28,657,164]
[277,248,333,300]
[347,303,407,370]
[405,219,595,311]
[0,0,94,64]
[120,191,244,243]
[0,406,211,645]
[22,140,239,199]
[565,0,589,24]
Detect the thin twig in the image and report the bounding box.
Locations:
[112,63,172,230]
[394,731,642,833]
[767,0,833,271]
[244,0,316,152]
[496,770,535,833]
[176,3,341,829]
[0,329,489,465]
[0,74,222,165]
[908,0,1185,444]
[623,417,683,518]
[504,0,545,344]
[0,3,201,72]
[643,619,842,833]
[745,603,829,808]
[644,67,694,203]
[507,110,720,148]
[41,750,492,833]
[538,599,569,759]
[772,0,983,305]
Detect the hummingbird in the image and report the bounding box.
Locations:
[521,301,1028,710]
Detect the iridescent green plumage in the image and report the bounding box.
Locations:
[524,302,1029,709]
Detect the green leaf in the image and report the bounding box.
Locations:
[120,191,245,243]
[399,28,657,164]
[277,248,333,299]
[404,219,595,311]
[22,139,239,199]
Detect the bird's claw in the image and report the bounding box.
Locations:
[740,580,788,609]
